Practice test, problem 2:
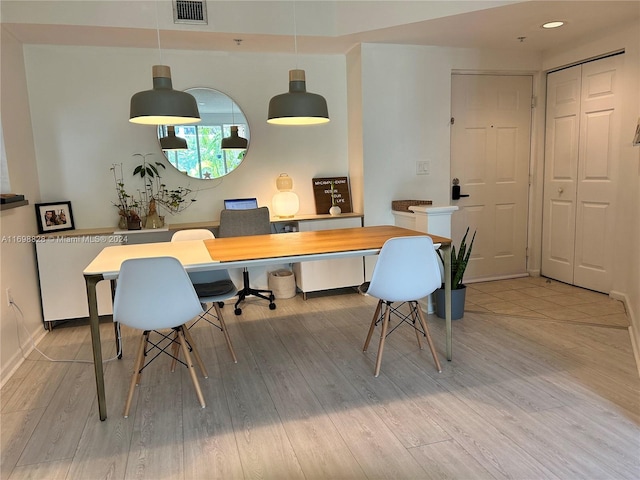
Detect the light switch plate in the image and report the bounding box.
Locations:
[416,160,430,175]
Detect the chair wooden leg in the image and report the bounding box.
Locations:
[182,326,209,378]
[416,305,442,373]
[411,303,423,349]
[124,333,147,418]
[374,304,391,377]
[214,303,238,363]
[177,327,206,408]
[363,300,382,352]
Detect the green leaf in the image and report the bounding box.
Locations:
[147,164,159,176]
[437,226,477,289]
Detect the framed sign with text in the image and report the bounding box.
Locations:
[312,177,352,214]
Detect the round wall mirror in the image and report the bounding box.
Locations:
[158,87,249,180]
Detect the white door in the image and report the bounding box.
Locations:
[540,65,581,284]
[541,55,622,293]
[450,74,533,281]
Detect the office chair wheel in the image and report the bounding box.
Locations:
[218,302,225,308]
[234,307,242,316]
[269,303,276,310]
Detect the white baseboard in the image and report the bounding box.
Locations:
[610,290,640,378]
[418,295,435,314]
[465,273,530,284]
[0,326,48,389]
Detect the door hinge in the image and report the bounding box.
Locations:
[450,117,455,125]
[529,174,533,186]
[531,96,537,108]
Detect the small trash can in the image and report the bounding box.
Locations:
[269,269,296,299]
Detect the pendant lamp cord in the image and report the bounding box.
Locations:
[155,0,163,64]
[293,1,298,68]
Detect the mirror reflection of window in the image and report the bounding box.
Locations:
[158,88,249,180]
[159,124,246,179]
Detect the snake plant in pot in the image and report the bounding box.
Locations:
[435,227,476,320]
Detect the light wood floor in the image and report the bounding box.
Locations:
[2,277,639,479]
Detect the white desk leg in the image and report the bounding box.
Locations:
[443,244,452,361]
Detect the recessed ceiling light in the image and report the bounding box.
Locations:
[542,21,565,29]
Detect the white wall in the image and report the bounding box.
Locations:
[357,43,542,228]
[24,45,348,228]
[346,45,364,215]
[0,27,47,385]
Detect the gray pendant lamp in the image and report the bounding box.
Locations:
[130,65,201,125]
[221,126,248,150]
[267,2,329,126]
[129,3,200,125]
[221,101,248,150]
[268,69,329,125]
[160,126,188,150]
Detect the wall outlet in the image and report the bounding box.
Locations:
[6,288,13,307]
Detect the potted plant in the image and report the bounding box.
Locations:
[435,227,476,320]
[111,163,142,230]
[111,154,197,230]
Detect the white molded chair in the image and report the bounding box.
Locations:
[360,236,442,377]
[113,256,207,418]
[171,229,238,363]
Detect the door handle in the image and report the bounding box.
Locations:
[452,178,470,200]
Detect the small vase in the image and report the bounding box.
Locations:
[118,216,127,230]
[145,212,164,229]
[127,217,141,230]
[329,205,341,216]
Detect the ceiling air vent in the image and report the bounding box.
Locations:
[173,0,208,25]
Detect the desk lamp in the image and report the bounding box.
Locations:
[272,173,299,218]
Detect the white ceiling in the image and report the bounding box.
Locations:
[2,1,639,55]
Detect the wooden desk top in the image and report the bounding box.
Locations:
[205,225,450,263]
[83,240,216,278]
[83,225,450,278]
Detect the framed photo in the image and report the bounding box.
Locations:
[35,201,75,234]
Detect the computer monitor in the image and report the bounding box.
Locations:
[224,198,258,210]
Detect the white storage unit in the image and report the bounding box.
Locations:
[293,216,364,297]
[36,234,122,327]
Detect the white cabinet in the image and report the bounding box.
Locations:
[293,216,364,297]
[391,205,458,238]
[36,235,122,326]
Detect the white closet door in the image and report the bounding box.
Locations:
[574,55,622,292]
[542,55,622,293]
[541,65,581,284]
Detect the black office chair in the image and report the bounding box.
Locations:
[218,206,276,315]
